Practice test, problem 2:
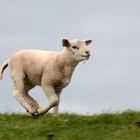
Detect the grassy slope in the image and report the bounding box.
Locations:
[0,111,140,140]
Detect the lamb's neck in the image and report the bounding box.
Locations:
[61,48,78,66]
[60,49,79,77]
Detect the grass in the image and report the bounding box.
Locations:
[0,111,140,140]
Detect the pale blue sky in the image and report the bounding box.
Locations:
[0,0,140,114]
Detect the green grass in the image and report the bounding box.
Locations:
[1,111,140,140]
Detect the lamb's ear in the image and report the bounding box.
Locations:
[84,39,92,46]
[62,39,70,47]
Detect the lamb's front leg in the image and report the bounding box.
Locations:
[37,85,59,115]
[53,92,61,117]
[53,103,59,117]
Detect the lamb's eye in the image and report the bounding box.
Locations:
[72,46,79,49]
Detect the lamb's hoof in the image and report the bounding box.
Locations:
[26,109,40,116]
[31,111,40,116]
[31,109,41,116]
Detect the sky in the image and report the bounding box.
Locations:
[0,0,140,115]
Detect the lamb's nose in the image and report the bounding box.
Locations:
[85,51,90,55]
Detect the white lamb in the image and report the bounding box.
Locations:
[0,39,92,116]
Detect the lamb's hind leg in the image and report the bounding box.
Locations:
[25,94,39,115]
[12,74,39,115]
[24,84,40,116]
[13,88,37,115]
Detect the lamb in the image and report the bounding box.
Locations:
[0,38,92,116]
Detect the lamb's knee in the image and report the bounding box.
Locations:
[13,90,23,99]
[13,90,28,106]
[49,96,59,107]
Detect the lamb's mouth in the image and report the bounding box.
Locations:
[82,54,90,60]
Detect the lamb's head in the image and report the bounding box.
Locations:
[62,39,92,62]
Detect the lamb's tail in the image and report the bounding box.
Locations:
[0,59,10,80]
